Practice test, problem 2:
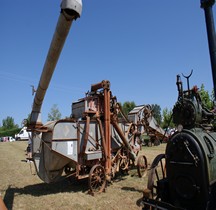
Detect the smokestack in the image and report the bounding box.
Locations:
[201,0,216,98]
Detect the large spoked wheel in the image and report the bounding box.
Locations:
[88,165,106,194]
[137,155,148,178]
[147,154,166,199]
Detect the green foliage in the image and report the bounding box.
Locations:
[210,89,215,102]
[199,84,213,110]
[0,116,19,137]
[151,104,162,124]
[0,127,20,138]
[1,116,19,130]
[161,107,174,128]
[122,101,136,116]
[47,104,62,121]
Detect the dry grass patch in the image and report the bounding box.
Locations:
[0,141,166,210]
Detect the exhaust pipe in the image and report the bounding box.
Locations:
[201,0,216,98]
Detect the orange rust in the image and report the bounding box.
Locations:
[0,197,7,210]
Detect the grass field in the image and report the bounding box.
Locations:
[0,141,166,210]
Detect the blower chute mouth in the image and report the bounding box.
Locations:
[61,0,82,19]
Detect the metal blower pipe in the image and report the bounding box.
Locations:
[30,0,82,125]
[201,0,216,99]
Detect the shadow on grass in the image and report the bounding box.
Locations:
[3,177,89,210]
[121,186,143,193]
[3,167,140,209]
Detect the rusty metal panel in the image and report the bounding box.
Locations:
[72,97,100,119]
[111,125,122,150]
[51,122,78,161]
[72,100,86,119]
[85,151,102,160]
[53,122,77,140]
[128,105,145,123]
[148,117,166,136]
[52,140,78,162]
[79,121,101,154]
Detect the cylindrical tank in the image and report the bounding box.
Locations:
[30,0,82,125]
[166,128,216,209]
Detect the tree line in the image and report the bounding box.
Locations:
[0,116,20,137]
[0,84,214,137]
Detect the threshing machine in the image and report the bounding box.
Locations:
[28,0,147,194]
[128,105,167,146]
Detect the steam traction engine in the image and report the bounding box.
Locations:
[143,73,216,209]
[28,0,147,194]
[142,1,216,209]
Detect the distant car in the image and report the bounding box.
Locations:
[9,136,15,142]
[2,136,15,142]
[15,127,31,141]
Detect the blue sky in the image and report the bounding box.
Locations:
[0,1,216,126]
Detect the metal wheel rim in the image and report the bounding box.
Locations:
[137,155,148,178]
[88,164,106,193]
[147,154,166,199]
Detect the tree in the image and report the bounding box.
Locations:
[151,104,162,124]
[198,84,213,110]
[161,107,174,128]
[47,104,62,121]
[211,89,215,103]
[122,101,136,116]
[2,116,18,130]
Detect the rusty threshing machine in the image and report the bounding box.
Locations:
[28,0,147,194]
[128,105,167,146]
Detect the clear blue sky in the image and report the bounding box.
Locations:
[0,1,216,126]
